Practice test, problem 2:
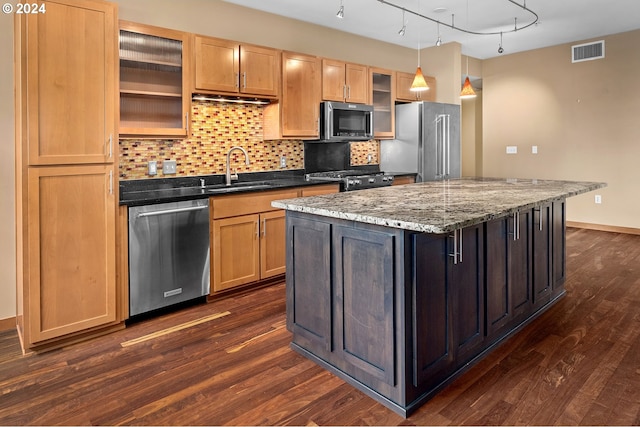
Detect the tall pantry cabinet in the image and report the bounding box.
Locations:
[14,0,121,351]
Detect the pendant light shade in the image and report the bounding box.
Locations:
[410,66,430,92]
[460,76,477,99]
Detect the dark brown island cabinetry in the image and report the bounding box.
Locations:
[284,200,568,417]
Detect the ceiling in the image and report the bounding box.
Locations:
[223,0,640,60]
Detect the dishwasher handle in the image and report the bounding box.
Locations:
[137,205,208,218]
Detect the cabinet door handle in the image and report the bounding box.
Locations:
[243,72,247,89]
[108,134,113,158]
[262,218,266,237]
[449,229,460,265]
[459,227,463,263]
[539,208,543,231]
[347,85,351,100]
[255,219,259,239]
[185,113,189,133]
[235,72,240,89]
[109,170,113,195]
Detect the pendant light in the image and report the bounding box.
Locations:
[410,0,429,92]
[460,57,476,99]
[459,0,476,99]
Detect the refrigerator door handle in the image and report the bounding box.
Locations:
[446,114,451,178]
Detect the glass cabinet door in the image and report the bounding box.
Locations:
[119,23,191,137]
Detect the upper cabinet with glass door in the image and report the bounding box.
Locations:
[119,21,191,138]
[370,68,395,139]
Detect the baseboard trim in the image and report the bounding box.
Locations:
[567,221,640,235]
[0,317,16,332]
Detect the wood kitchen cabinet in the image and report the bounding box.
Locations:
[412,224,485,387]
[26,166,117,342]
[370,68,395,139]
[194,36,280,98]
[210,189,299,294]
[119,21,191,137]
[485,210,533,339]
[263,51,322,140]
[322,59,368,104]
[14,0,121,351]
[396,71,436,102]
[533,204,553,310]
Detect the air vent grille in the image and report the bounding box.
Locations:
[572,40,605,63]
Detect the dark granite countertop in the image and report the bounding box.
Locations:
[272,177,607,234]
[119,168,418,207]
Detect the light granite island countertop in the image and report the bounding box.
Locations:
[272,177,606,234]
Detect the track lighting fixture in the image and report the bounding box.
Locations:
[435,22,442,46]
[498,32,504,54]
[398,9,406,36]
[376,0,539,39]
[336,0,344,19]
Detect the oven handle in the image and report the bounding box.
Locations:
[137,205,208,218]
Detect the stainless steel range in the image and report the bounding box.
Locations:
[305,169,394,191]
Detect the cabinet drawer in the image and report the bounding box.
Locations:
[212,188,298,219]
[301,184,340,197]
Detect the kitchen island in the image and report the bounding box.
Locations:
[272,177,605,417]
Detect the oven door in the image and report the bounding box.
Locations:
[320,102,373,141]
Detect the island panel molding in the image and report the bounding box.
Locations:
[275,177,605,417]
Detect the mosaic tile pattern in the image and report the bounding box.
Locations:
[350,141,380,166]
[119,101,380,180]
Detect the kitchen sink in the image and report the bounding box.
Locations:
[204,181,275,193]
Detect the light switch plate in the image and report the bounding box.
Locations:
[163,160,177,174]
[506,146,518,154]
[280,155,286,168]
[532,145,538,154]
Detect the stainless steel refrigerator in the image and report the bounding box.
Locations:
[380,101,461,182]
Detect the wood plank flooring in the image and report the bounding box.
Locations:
[1,227,639,425]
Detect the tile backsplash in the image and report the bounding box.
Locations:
[119,101,379,180]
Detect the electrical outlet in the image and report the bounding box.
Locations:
[148,161,157,176]
[506,146,518,154]
[280,155,286,168]
[595,194,602,204]
[163,160,177,174]
[367,153,373,164]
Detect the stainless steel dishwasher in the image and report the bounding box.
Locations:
[128,199,210,317]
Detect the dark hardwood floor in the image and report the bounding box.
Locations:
[1,227,639,425]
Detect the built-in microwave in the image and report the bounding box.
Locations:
[319,101,374,142]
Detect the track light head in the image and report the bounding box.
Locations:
[336,5,344,19]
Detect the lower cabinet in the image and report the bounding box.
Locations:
[285,201,567,417]
[552,200,567,297]
[485,209,533,339]
[533,203,553,310]
[211,185,338,295]
[212,214,261,292]
[412,224,484,389]
[25,165,118,344]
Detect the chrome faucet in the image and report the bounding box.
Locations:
[226,146,250,186]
